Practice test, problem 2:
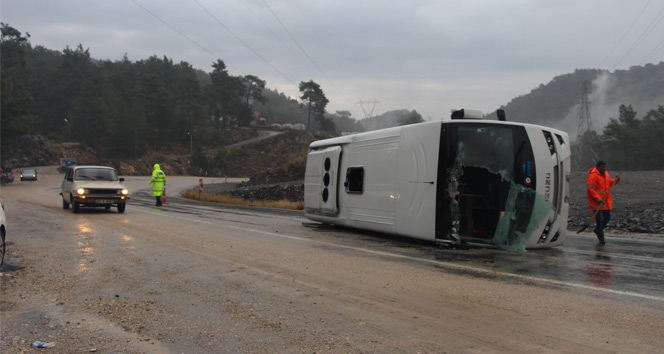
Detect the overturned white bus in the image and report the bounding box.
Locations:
[304,109,571,251]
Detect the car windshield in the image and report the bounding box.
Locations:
[75,168,118,181]
[23,169,36,174]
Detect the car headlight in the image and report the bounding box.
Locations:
[76,188,86,195]
[118,189,129,195]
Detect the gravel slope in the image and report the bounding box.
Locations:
[568,170,664,233]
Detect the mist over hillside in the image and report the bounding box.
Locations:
[360,109,412,131]
[485,63,664,139]
[362,62,664,140]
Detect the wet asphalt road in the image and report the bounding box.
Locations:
[125,178,664,309]
[2,168,664,352]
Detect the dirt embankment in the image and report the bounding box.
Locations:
[4,130,321,177]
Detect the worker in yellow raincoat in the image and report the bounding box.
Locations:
[149,163,167,206]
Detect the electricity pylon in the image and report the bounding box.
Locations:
[575,80,599,169]
[356,99,380,131]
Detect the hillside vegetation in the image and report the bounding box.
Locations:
[1,24,361,169]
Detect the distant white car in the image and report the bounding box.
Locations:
[1,201,6,268]
[60,165,130,213]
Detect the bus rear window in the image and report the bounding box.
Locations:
[345,167,364,193]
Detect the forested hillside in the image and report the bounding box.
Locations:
[0,24,363,165]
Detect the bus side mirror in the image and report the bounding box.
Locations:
[497,109,507,121]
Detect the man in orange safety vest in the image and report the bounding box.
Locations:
[586,160,620,245]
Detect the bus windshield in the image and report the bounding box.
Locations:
[457,125,515,181]
[436,123,538,250]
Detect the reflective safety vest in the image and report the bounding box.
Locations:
[149,164,167,197]
[586,167,616,210]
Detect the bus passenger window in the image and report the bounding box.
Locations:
[345,167,364,193]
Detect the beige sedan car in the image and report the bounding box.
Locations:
[60,165,130,213]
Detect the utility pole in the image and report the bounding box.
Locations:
[188,113,194,155]
[64,118,71,142]
[307,100,312,131]
[356,99,380,130]
[575,81,598,169]
[134,127,138,158]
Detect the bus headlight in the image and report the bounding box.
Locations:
[537,221,552,244]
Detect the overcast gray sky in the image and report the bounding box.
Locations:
[2,0,663,121]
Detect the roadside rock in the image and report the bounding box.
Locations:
[4,135,102,168]
[230,182,304,202]
[3,135,58,167]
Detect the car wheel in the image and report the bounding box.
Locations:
[72,197,80,214]
[0,234,5,269]
[62,197,70,209]
[117,203,126,213]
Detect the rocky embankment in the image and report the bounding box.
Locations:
[568,170,664,234]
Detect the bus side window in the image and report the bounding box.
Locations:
[345,167,364,194]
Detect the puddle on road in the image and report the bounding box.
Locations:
[585,252,613,287]
[75,221,96,272]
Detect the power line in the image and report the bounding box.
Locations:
[239,0,308,75]
[130,0,243,74]
[292,1,345,81]
[611,4,664,70]
[260,0,343,95]
[640,37,664,64]
[191,0,297,85]
[598,0,652,69]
